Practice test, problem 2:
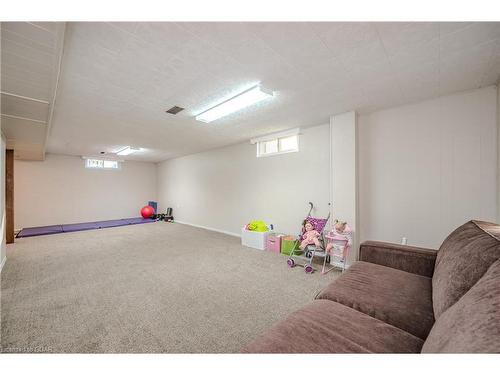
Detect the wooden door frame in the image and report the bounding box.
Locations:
[6,149,14,244]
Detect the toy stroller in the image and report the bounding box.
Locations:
[286,202,330,274]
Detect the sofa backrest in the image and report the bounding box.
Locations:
[432,220,500,319]
[422,259,500,353]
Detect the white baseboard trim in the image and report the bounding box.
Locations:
[0,256,6,273]
[174,220,241,238]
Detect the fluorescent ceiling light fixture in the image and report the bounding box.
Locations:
[116,146,141,156]
[196,85,274,123]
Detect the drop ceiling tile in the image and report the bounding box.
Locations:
[1,29,56,55]
[0,73,52,101]
[132,22,197,56]
[1,63,52,89]
[115,37,170,73]
[440,22,500,55]
[362,75,402,97]
[56,71,103,100]
[61,38,121,87]
[69,22,129,55]
[345,59,394,87]
[388,38,439,70]
[440,40,496,75]
[311,22,380,57]
[168,38,239,78]
[376,22,440,56]
[145,73,201,105]
[29,22,60,34]
[256,63,314,92]
[1,94,49,121]
[250,22,334,65]
[108,22,139,35]
[397,61,439,88]
[438,72,483,95]
[1,115,47,142]
[226,36,282,69]
[177,22,254,51]
[103,63,165,95]
[340,40,389,71]
[276,57,352,93]
[439,22,473,35]
[1,22,56,49]
[1,38,54,67]
[1,49,53,77]
[65,32,119,65]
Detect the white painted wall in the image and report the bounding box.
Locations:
[358,86,498,249]
[1,133,6,272]
[14,153,157,229]
[331,111,358,264]
[157,124,331,236]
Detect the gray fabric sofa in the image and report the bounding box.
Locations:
[243,220,500,353]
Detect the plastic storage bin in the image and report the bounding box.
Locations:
[265,234,283,253]
[241,228,273,250]
[281,236,302,255]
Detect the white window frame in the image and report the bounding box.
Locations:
[256,134,299,157]
[85,158,121,170]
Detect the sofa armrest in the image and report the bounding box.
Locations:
[359,241,438,277]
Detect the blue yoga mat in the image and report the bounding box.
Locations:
[17,217,155,238]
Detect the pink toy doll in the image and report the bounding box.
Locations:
[325,220,352,258]
[299,221,321,250]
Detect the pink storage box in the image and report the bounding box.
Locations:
[265,234,283,253]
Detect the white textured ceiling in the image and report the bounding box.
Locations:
[6,22,500,162]
[1,22,65,160]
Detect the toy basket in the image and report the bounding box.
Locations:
[281,236,302,256]
[241,227,273,250]
[266,234,283,253]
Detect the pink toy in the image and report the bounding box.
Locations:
[265,234,282,253]
[325,220,352,259]
[299,221,321,250]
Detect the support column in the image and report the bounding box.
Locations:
[330,111,358,265]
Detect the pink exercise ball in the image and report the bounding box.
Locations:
[140,205,155,219]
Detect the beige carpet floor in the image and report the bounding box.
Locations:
[1,222,340,353]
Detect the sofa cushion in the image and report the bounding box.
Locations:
[433,220,500,319]
[422,260,500,353]
[242,300,424,353]
[315,261,434,339]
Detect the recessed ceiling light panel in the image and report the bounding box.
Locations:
[116,147,141,156]
[196,85,274,123]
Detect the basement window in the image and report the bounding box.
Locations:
[85,159,120,169]
[257,135,299,157]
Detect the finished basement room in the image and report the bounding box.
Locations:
[1,6,499,372]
